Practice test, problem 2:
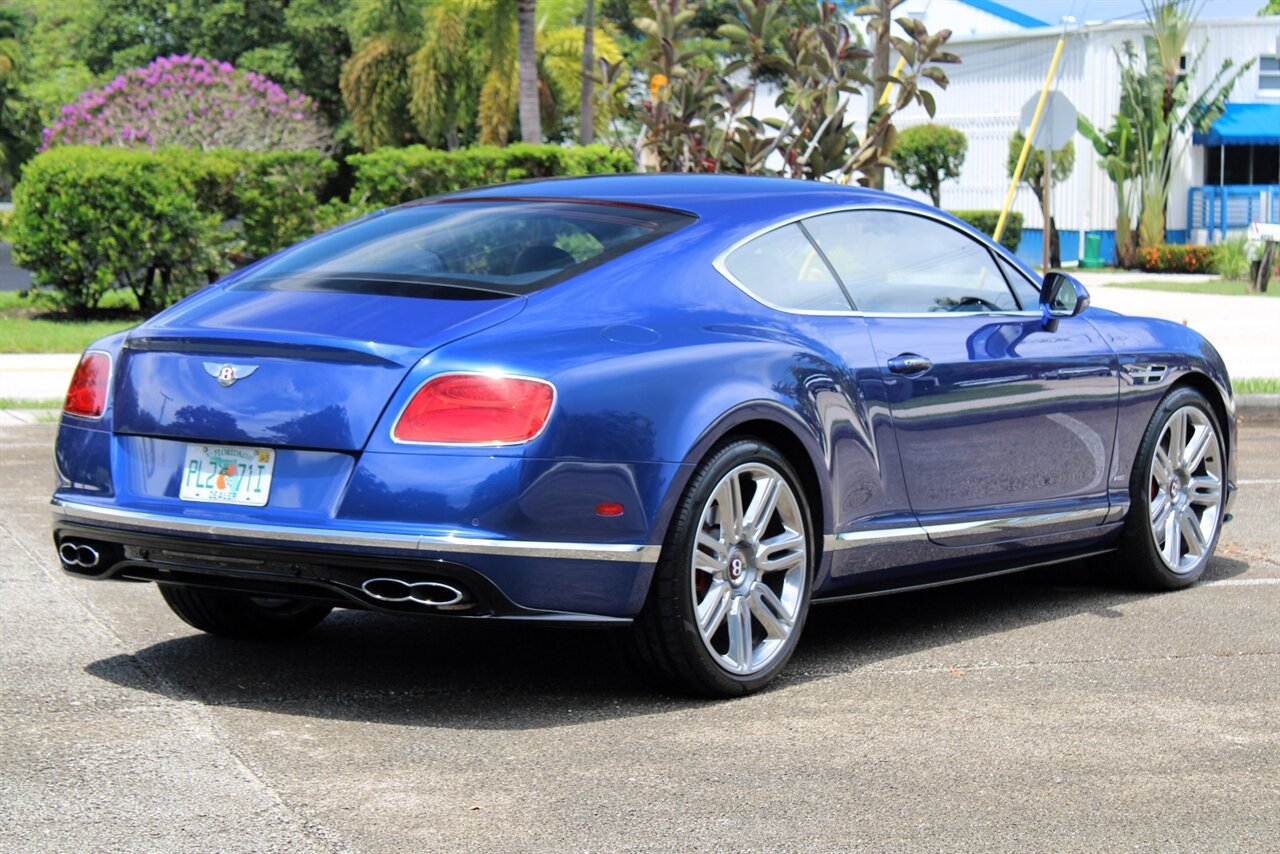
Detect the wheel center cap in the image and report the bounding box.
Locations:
[727,550,750,586]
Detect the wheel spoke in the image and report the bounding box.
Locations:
[1152,446,1173,486]
[758,530,805,573]
[726,598,753,672]
[1162,507,1181,565]
[713,476,745,543]
[696,529,726,559]
[1166,410,1187,462]
[1181,424,1213,471]
[696,580,732,636]
[1188,475,1222,507]
[743,474,781,544]
[748,582,793,640]
[1180,511,1208,557]
[1149,491,1171,529]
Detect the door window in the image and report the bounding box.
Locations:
[804,211,1019,313]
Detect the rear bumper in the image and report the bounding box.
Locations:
[52,498,657,623]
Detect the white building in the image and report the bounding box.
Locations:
[874,7,1280,264]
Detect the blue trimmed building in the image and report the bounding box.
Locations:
[879,6,1280,265]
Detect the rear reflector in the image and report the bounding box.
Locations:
[64,351,112,418]
[392,373,555,445]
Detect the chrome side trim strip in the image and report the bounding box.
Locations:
[51,499,660,563]
[824,506,1111,551]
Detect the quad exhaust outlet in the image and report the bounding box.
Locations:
[361,577,466,607]
[59,541,101,569]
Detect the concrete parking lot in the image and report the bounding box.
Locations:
[2,420,1277,852]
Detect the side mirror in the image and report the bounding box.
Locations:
[1039,271,1090,332]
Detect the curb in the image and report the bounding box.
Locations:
[1237,394,1280,423]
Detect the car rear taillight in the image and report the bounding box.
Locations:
[392,373,555,445]
[64,351,112,418]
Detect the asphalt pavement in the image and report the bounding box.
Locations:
[2,419,1277,852]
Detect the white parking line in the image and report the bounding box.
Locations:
[1204,578,1280,586]
[1237,479,1280,485]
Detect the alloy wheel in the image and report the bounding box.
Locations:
[1148,405,1223,575]
[690,463,808,676]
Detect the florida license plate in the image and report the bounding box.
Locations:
[179,443,275,506]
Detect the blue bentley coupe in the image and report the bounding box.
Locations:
[52,175,1237,696]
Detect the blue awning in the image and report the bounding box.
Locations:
[1193,103,1280,146]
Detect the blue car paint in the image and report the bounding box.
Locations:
[51,175,1237,620]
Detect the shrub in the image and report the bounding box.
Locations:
[1138,243,1215,274]
[949,209,1023,253]
[233,151,338,260]
[12,146,235,314]
[893,124,967,208]
[348,144,635,207]
[42,55,331,153]
[1213,236,1249,281]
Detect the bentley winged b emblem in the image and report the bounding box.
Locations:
[203,362,259,388]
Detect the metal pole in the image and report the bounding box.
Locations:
[1043,147,1052,272]
[995,34,1066,244]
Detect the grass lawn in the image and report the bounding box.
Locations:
[1234,378,1280,395]
[1103,278,1277,297]
[0,290,143,353]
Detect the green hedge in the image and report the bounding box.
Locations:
[12,147,234,314]
[12,143,634,313]
[948,209,1023,253]
[348,144,636,208]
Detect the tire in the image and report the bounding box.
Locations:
[629,438,814,697]
[158,585,332,640]
[1118,386,1227,590]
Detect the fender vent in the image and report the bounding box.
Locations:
[1122,363,1169,386]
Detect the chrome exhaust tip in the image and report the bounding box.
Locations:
[361,577,466,607]
[59,542,100,568]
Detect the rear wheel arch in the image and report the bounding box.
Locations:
[659,404,832,562]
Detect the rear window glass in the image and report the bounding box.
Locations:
[230,200,693,297]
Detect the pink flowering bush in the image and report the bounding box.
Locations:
[42,55,331,153]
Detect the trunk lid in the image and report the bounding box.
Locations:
[112,285,524,451]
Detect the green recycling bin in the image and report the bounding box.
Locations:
[1079,233,1105,269]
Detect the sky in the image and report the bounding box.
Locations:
[999,0,1268,25]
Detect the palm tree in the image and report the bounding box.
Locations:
[340,0,424,149]
[517,0,541,142]
[579,0,595,144]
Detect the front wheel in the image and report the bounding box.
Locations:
[629,439,814,697]
[1119,387,1227,589]
[159,585,332,640]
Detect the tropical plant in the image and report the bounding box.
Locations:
[348,0,624,149]
[1007,130,1073,267]
[1077,113,1139,267]
[1122,1,1249,250]
[42,55,332,152]
[0,8,42,195]
[1213,235,1248,280]
[616,0,957,180]
[518,0,542,141]
[892,123,966,207]
[341,0,425,149]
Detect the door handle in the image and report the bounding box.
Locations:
[887,353,932,374]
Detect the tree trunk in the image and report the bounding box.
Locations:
[865,0,891,190]
[517,0,541,143]
[1048,215,1061,268]
[579,0,595,145]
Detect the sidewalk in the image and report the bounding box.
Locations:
[0,353,80,401]
[1075,272,1280,380]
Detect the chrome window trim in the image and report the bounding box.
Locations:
[822,506,1111,551]
[51,498,659,563]
[712,203,1040,319]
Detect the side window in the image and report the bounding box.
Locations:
[804,211,1019,313]
[995,254,1042,310]
[721,223,851,312]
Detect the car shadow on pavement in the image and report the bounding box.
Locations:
[83,553,1252,729]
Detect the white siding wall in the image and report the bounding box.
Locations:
[875,18,1280,236]
[895,0,1032,37]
